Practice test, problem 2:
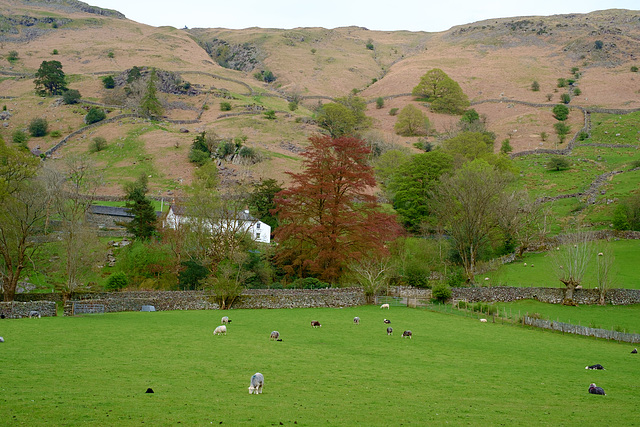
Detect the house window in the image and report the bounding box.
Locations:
[256,233,261,240]
[256,222,261,229]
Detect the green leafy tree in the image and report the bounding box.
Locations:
[500,139,513,154]
[552,104,569,121]
[612,193,640,231]
[553,122,571,143]
[316,102,358,138]
[7,50,19,61]
[546,157,570,171]
[28,118,49,137]
[394,104,430,136]
[386,151,454,233]
[124,174,157,240]
[531,81,540,91]
[140,69,164,119]
[560,93,571,104]
[102,75,116,89]
[34,60,67,95]
[411,68,469,114]
[248,178,283,230]
[375,97,384,109]
[441,131,496,166]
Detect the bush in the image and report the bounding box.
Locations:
[50,130,62,138]
[288,101,298,111]
[557,78,567,88]
[552,104,569,121]
[52,49,58,55]
[389,108,399,116]
[290,277,329,289]
[531,81,540,91]
[500,138,513,154]
[12,130,29,144]
[594,40,603,50]
[62,89,81,104]
[264,110,276,120]
[105,271,128,291]
[631,66,639,73]
[573,88,582,96]
[84,107,106,124]
[220,102,232,111]
[404,263,430,288]
[578,131,589,141]
[28,118,49,137]
[547,157,570,171]
[178,260,209,290]
[89,136,107,153]
[188,148,210,166]
[7,50,18,61]
[431,283,452,303]
[376,97,384,109]
[102,75,115,89]
[560,93,571,104]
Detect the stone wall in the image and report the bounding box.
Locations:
[61,288,366,316]
[0,301,57,318]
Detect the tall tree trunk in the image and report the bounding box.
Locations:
[561,280,578,306]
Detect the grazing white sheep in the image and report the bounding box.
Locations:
[479,318,487,323]
[402,330,412,339]
[248,372,264,395]
[387,327,393,336]
[29,311,41,319]
[380,303,390,309]
[213,325,227,336]
[221,316,231,324]
[598,252,604,256]
[353,317,360,325]
[311,320,321,328]
[270,331,280,340]
[0,336,4,343]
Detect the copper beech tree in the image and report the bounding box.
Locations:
[274,135,402,283]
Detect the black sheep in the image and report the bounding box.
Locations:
[588,383,606,395]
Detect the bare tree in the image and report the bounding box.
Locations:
[552,233,593,305]
[495,189,547,256]
[595,250,615,305]
[349,253,394,304]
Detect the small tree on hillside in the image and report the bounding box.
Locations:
[553,122,571,143]
[34,60,67,96]
[547,157,570,171]
[140,69,164,119]
[531,81,540,91]
[552,104,569,121]
[412,68,469,115]
[123,174,157,240]
[394,104,430,136]
[28,118,49,137]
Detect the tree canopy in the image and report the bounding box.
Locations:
[394,104,430,136]
[274,135,402,283]
[316,95,370,138]
[411,68,469,115]
[34,60,67,96]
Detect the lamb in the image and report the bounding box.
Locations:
[270,331,280,340]
[588,383,606,395]
[29,311,41,319]
[479,318,487,323]
[248,372,264,395]
[632,348,638,354]
[386,327,393,336]
[402,330,412,339]
[586,364,605,370]
[383,319,391,324]
[221,316,231,324]
[213,325,227,336]
[380,303,390,309]
[311,320,321,328]
[353,317,360,325]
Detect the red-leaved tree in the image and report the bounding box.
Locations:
[274,135,402,283]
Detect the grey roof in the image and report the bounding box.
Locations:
[90,205,163,218]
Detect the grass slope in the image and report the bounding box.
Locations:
[1,306,637,425]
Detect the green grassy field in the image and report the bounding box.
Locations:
[479,239,640,289]
[1,306,637,425]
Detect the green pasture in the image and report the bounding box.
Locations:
[479,239,640,289]
[493,300,640,334]
[1,306,637,425]
[588,112,640,146]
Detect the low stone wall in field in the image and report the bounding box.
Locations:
[0,301,57,318]
[61,288,366,315]
[523,316,640,343]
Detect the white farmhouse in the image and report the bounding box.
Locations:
[164,205,271,244]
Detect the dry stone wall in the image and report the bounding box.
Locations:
[0,301,57,318]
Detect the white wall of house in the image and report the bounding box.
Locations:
[164,207,271,244]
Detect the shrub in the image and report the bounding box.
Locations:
[290,277,329,289]
[105,271,128,291]
[389,108,399,116]
[446,268,467,287]
[531,81,540,91]
[578,131,589,141]
[310,48,317,54]
[594,40,603,50]
[264,110,276,120]
[573,88,582,96]
[500,138,513,154]
[557,78,567,88]
[188,148,210,166]
[220,102,232,111]
[631,66,639,73]
[12,130,29,144]
[52,49,59,55]
[28,118,49,137]
[560,93,571,104]
[404,262,430,288]
[84,107,106,124]
[365,40,374,50]
[547,157,570,171]
[7,50,19,61]
[178,260,209,290]
[376,97,384,109]
[552,104,569,121]
[102,75,115,89]
[62,89,81,104]
[545,93,553,102]
[540,131,548,141]
[89,136,107,153]
[431,283,452,303]
[288,101,298,111]
[50,130,62,138]
[107,51,115,58]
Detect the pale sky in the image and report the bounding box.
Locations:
[88,0,639,32]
